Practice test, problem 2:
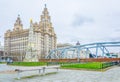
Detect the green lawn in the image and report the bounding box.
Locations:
[60,62,116,70]
[0,62,6,64]
[10,62,47,66]
[9,61,116,69]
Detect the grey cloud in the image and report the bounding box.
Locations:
[115,28,120,32]
[106,37,120,42]
[72,14,94,27]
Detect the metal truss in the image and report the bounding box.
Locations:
[46,42,120,59]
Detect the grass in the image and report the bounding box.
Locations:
[10,62,47,66]
[60,62,116,70]
[0,62,6,64]
[61,62,102,70]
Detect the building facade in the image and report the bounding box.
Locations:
[0,42,4,58]
[57,43,73,48]
[4,5,57,61]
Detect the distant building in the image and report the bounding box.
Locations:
[76,41,80,45]
[117,52,120,58]
[57,43,73,48]
[0,42,4,57]
[4,5,57,61]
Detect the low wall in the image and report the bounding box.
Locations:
[39,58,120,62]
[39,59,77,62]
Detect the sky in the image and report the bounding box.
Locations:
[0,0,120,46]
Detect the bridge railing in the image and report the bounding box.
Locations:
[47,42,120,59]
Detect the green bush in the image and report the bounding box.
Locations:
[102,62,115,68]
[0,62,6,64]
[61,62,115,70]
[61,62,102,69]
[10,62,47,66]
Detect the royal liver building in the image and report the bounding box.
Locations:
[4,5,57,61]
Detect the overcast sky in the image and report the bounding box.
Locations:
[0,0,120,46]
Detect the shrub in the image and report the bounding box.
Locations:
[61,62,102,69]
[10,62,47,66]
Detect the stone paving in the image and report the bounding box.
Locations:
[0,64,120,82]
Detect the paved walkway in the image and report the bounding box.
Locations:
[0,64,120,82]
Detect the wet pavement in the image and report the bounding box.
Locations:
[0,64,120,82]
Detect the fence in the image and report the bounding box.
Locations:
[39,58,120,63]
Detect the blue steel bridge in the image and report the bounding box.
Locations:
[46,42,120,59]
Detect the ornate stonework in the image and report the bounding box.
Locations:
[4,5,57,61]
[24,20,38,62]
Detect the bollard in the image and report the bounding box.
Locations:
[15,69,20,79]
[17,71,20,79]
[42,67,45,75]
[39,69,41,74]
[56,67,59,72]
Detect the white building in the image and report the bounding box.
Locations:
[4,5,57,61]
